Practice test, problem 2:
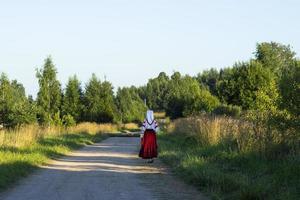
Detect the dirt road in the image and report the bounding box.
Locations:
[0,137,208,200]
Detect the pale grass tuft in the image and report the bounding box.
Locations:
[122,123,139,130]
[68,122,118,135]
[154,112,166,119]
[0,122,118,148]
[167,115,298,154]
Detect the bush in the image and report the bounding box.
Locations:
[166,74,220,119]
[213,104,242,117]
[52,112,63,126]
[62,114,76,127]
[279,61,300,116]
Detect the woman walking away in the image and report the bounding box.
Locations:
[139,110,158,163]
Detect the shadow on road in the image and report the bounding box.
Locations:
[0,137,208,200]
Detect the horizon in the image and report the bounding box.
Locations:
[1,0,300,97]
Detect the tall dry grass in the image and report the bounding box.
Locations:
[167,115,299,156]
[0,122,118,148]
[121,123,139,131]
[68,122,118,135]
[154,112,166,119]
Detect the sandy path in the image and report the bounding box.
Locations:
[0,137,208,200]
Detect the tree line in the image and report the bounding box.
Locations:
[140,42,299,123]
[0,41,299,128]
[0,57,147,127]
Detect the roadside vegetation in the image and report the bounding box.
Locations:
[0,123,118,191]
[158,116,299,199]
[0,41,299,198]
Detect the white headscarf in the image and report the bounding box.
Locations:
[146,110,154,124]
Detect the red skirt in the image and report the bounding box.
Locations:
[139,129,158,159]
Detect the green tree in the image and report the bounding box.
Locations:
[36,57,62,125]
[62,75,83,122]
[100,80,117,122]
[217,61,278,110]
[279,61,300,116]
[166,73,219,119]
[116,87,147,123]
[144,72,170,110]
[0,73,12,126]
[0,73,36,127]
[83,74,116,123]
[216,67,236,104]
[255,42,296,76]
[197,68,219,96]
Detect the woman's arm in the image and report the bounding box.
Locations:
[154,120,159,132]
[141,120,146,132]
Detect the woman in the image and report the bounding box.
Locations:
[139,110,158,163]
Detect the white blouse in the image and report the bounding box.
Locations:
[141,119,159,133]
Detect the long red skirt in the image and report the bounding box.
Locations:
[139,130,158,159]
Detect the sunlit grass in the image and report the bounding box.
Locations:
[159,116,300,199]
[118,123,140,132]
[154,112,166,119]
[0,122,117,191]
[0,123,118,148]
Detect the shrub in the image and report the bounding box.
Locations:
[279,61,300,116]
[62,114,76,127]
[167,114,298,156]
[213,104,242,117]
[166,74,220,119]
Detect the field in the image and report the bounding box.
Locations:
[158,116,300,200]
[0,123,118,191]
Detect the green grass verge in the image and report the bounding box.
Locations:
[0,132,107,191]
[158,133,300,200]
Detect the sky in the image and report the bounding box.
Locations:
[1,0,300,97]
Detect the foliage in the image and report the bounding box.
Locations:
[62,114,76,127]
[36,57,62,125]
[196,68,219,96]
[115,87,147,123]
[0,123,113,191]
[0,73,36,127]
[62,75,83,122]
[52,112,63,126]
[165,72,220,119]
[142,72,170,110]
[158,133,300,200]
[212,104,242,117]
[217,61,279,110]
[255,41,296,76]
[83,74,116,123]
[1,41,300,127]
[160,114,299,199]
[279,61,300,116]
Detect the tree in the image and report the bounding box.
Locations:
[217,61,278,110]
[197,68,220,96]
[142,72,170,111]
[165,73,220,119]
[36,56,62,125]
[100,80,118,122]
[255,42,296,76]
[0,73,12,126]
[83,74,116,123]
[116,87,147,123]
[0,73,36,127]
[216,67,236,104]
[279,61,300,116]
[62,75,83,122]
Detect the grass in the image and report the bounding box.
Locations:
[119,123,140,132]
[0,122,118,191]
[154,112,166,119]
[158,116,300,200]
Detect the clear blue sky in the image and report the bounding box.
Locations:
[1,0,300,97]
